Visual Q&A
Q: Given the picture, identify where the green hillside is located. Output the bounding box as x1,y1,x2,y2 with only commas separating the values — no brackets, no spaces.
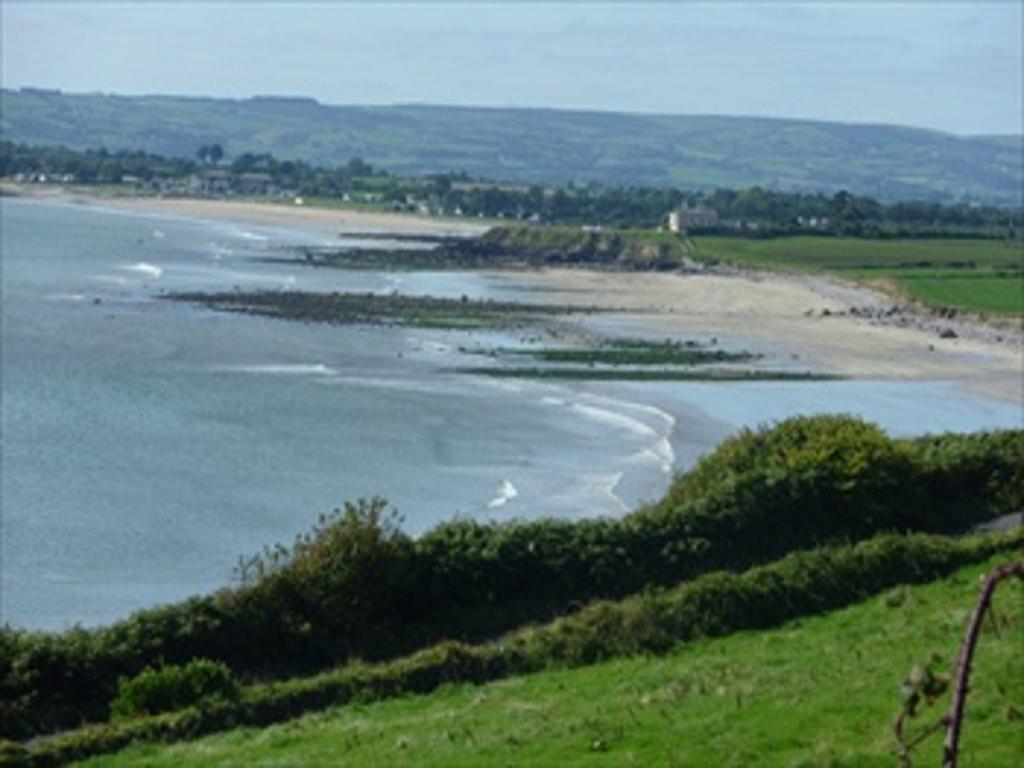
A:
1,88,1020,203
78,553,1023,767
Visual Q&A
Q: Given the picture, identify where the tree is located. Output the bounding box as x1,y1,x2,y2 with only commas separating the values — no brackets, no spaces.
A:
196,143,224,165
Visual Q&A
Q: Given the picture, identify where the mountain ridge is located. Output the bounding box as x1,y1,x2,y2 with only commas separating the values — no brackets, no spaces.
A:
2,88,1020,203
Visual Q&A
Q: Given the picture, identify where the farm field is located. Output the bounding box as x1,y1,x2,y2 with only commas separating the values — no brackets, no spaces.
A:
693,236,1023,315
80,554,1023,768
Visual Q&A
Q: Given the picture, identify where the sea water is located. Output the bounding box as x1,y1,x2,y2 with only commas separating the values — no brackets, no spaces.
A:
2,197,1020,630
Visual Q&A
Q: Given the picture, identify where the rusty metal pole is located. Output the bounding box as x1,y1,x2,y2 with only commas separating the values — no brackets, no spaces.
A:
942,560,1023,768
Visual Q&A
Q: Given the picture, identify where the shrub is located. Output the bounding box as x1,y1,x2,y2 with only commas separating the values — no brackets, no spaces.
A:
15,530,1021,767
3,418,1021,741
109,660,238,720
654,414,921,542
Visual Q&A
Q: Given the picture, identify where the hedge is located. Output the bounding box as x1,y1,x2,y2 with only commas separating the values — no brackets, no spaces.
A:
2,417,1022,741
3,529,1020,767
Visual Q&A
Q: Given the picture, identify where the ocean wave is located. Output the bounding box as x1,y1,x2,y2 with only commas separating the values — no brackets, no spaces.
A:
625,439,675,474
92,275,130,286
616,399,678,431
152,229,165,239
486,479,519,509
120,262,164,279
569,402,658,438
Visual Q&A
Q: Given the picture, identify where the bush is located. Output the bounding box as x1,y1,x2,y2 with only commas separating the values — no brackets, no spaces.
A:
3,418,1021,741
15,530,1021,767
109,660,238,720
654,414,921,543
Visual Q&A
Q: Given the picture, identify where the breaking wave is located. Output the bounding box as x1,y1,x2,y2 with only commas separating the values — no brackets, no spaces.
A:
487,479,519,509
120,262,164,279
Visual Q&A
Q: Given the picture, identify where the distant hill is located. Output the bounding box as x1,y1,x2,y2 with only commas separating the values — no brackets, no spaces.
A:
1,88,1020,203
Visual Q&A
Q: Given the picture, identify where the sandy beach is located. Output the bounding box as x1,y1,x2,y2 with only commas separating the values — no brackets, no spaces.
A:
10,187,1021,403
524,268,1022,403
3,185,488,236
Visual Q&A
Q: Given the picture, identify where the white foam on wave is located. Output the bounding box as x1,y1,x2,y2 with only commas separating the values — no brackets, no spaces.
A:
541,396,566,407
120,262,164,279
616,399,678,430
625,439,675,474
576,394,678,470
570,402,658,438
486,479,519,509
47,293,87,302
214,363,337,376
152,229,165,239
92,275,129,286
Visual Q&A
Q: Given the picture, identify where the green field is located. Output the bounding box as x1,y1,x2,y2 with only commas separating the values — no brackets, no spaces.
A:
895,275,1023,315
693,236,1023,315
4,89,1021,203
79,554,1023,768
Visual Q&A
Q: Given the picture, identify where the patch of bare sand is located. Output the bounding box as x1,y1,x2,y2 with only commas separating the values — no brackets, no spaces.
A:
8,186,486,236
521,269,1023,404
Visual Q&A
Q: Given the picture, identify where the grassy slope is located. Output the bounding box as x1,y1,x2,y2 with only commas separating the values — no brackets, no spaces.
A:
693,236,1023,315
2,90,1021,203
81,553,1023,768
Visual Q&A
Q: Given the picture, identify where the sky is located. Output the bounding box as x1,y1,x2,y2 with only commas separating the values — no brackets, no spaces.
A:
2,2,1021,135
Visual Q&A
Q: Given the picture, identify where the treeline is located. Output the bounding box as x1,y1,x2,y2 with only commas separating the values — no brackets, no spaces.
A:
429,182,1023,237
2,416,1022,742
2,140,1021,237
0,142,196,183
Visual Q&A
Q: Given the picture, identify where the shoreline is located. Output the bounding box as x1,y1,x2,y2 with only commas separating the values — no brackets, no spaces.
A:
2,183,488,236
507,268,1022,404
11,187,1022,403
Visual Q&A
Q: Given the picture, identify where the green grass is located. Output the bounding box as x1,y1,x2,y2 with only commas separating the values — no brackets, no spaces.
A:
78,553,1023,767
692,236,1020,271
693,236,1023,315
897,276,1023,315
